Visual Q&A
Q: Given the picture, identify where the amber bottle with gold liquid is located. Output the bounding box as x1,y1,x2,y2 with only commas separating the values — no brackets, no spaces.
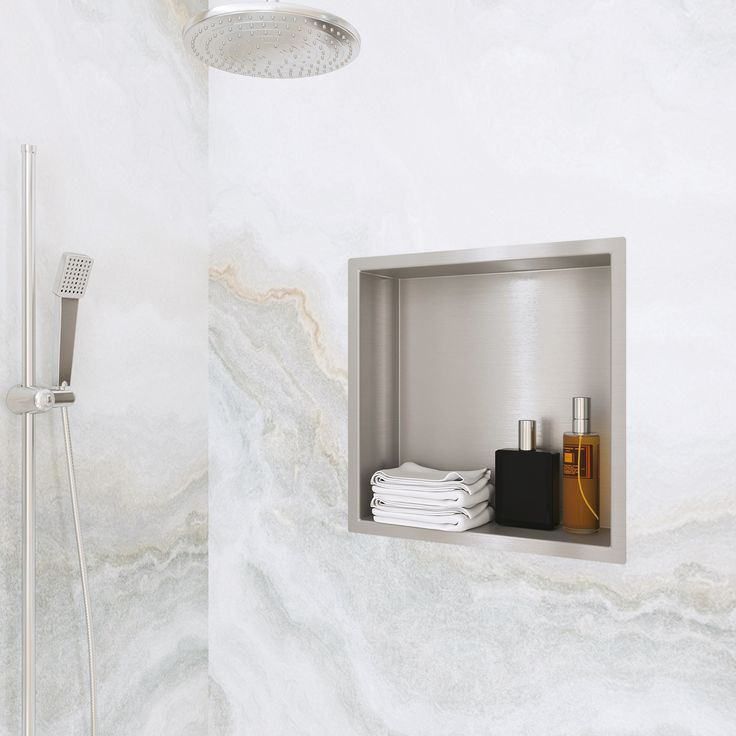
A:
562,397,600,534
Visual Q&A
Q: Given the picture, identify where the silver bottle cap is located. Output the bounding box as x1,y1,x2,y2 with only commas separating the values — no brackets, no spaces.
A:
518,419,536,451
572,396,591,434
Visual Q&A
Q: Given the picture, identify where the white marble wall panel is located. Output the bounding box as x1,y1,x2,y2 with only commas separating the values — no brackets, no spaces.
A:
0,2,208,734
209,1,736,733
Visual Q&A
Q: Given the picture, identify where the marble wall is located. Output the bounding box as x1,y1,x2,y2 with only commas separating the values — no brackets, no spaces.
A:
0,2,208,734
209,1,736,734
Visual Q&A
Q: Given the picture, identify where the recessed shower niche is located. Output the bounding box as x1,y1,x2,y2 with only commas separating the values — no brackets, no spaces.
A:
348,238,626,563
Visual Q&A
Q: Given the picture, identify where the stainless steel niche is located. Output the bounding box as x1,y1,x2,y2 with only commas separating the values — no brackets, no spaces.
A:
348,237,626,563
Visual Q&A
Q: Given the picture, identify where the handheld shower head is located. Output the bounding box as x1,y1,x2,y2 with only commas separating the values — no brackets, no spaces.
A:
54,253,93,388
54,252,93,299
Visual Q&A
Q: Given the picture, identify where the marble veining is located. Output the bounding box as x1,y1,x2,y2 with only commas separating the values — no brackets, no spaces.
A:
1,0,735,733
0,1,208,734
209,259,735,735
208,0,736,731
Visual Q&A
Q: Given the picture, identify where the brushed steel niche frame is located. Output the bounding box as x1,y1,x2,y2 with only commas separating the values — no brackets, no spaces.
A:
348,237,626,563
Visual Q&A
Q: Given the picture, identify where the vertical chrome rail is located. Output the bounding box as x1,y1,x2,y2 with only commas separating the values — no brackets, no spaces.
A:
21,143,36,736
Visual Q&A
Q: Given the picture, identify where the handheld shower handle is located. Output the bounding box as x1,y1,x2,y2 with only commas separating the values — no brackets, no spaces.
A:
52,252,93,390
56,297,79,388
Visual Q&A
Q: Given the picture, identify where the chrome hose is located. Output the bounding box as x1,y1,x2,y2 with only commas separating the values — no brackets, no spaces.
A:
60,406,97,736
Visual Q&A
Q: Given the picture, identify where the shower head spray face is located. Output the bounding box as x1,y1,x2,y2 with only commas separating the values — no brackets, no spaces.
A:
183,3,360,78
53,252,93,299
54,253,93,388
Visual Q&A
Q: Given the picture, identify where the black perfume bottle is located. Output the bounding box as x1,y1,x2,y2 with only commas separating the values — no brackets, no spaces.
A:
494,420,560,530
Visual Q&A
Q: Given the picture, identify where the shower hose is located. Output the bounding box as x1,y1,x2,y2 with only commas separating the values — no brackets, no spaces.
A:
60,405,97,736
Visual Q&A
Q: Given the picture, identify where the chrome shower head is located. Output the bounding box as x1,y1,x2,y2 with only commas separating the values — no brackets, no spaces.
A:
53,252,93,299
183,2,360,79
53,253,93,388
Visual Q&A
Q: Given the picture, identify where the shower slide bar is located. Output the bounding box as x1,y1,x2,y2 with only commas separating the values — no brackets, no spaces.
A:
5,145,88,736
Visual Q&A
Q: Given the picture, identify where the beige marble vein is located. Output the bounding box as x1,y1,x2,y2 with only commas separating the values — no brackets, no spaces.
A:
209,264,736,734
210,264,348,387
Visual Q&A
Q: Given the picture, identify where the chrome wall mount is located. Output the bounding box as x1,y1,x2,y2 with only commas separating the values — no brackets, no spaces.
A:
7,386,75,415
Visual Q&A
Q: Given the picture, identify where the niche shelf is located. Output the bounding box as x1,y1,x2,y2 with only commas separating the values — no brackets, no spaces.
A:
348,238,626,563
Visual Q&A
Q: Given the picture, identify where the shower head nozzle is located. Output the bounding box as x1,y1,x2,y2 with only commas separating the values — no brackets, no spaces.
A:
53,252,93,299
183,3,360,79
54,252,93,388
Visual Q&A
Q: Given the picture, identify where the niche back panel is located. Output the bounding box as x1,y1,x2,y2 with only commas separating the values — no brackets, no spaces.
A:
399,267,611,525
348,238,626,563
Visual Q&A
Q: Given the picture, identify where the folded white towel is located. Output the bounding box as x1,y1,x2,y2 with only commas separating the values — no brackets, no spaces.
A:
372,506,493,532
371,462,489,490
372,500,488,521
372,482,491,510
372,474,490,499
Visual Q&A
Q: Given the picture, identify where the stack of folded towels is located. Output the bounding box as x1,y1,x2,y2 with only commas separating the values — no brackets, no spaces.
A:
370,461,493,532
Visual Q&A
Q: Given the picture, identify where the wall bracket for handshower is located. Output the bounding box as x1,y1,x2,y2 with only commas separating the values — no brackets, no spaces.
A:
6,385,75,414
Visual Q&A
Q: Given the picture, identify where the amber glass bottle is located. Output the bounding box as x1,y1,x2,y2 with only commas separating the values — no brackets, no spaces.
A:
562,397,600,534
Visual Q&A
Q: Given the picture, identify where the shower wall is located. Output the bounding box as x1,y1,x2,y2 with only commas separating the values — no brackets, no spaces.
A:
209,0,736,734
0,2,208,734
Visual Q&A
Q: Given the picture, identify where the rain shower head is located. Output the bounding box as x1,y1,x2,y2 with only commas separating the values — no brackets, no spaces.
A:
54,253,93,388
183,2,360,78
